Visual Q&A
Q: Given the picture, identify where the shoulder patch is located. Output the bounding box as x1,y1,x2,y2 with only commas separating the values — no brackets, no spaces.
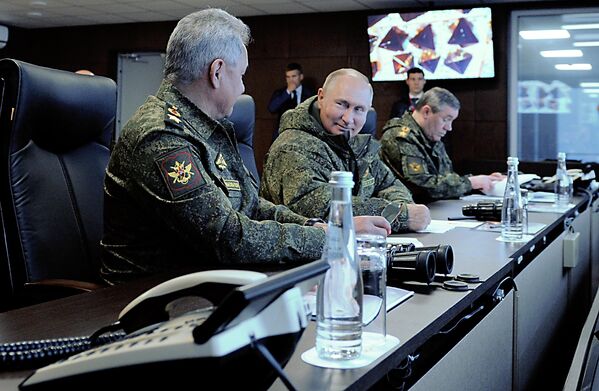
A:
398,126,411,138
406,156,425,174
164,104,183,129
155,146,206,199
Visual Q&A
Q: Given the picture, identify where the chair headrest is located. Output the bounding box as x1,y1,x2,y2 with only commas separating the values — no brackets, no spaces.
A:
0,59,116,153
360,107,377,136
227,94,255,147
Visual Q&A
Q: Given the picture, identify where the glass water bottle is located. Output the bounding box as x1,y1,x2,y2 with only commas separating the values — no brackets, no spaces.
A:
501,157,524,241
554,152,572,206
316,171,363,360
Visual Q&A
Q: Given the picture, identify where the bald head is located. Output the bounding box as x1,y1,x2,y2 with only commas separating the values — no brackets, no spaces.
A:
322,68,373,99
317,68,373,138
75,69,94,76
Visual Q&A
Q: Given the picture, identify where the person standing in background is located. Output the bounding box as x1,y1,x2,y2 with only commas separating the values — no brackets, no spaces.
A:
389,67,426,120
267,62,314,140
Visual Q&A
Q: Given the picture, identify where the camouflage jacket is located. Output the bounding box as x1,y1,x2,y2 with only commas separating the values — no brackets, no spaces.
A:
260,96,413,233
380,113,472,202
101,81,325,285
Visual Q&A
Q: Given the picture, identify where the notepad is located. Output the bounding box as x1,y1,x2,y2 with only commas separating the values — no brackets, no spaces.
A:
304,286,414,321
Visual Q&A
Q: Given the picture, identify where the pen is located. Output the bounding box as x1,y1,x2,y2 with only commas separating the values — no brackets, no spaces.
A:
447,216,477,221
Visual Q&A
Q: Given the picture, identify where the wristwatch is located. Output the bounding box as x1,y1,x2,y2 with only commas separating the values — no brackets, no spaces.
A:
304,218,326,226
381,203,409,232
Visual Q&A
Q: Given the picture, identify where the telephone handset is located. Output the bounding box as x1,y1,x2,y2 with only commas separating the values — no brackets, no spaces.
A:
19,261,328,390
117,269,267,334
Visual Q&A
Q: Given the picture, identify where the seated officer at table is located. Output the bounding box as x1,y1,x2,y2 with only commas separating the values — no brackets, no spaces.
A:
380,87,503,202
260,68,430,233
100,10,390,285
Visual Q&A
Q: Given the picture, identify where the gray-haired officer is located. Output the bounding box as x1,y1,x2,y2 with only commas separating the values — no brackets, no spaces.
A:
380,87,503,202
100,9,390,285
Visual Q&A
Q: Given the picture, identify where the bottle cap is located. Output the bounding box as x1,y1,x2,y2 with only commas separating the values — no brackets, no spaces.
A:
329,171,354,188
507,156,519,165
558,152,566,160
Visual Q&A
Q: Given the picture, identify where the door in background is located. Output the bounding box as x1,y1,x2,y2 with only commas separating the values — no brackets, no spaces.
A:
117,52,165,138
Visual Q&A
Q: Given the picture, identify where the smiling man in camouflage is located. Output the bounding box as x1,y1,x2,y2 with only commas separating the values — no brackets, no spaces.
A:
100,11,390,285
260,68,430,233
380,87,503,203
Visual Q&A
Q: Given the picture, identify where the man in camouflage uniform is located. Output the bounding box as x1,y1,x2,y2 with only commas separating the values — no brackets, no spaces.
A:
260,69,430,233
100,10,390,285
380,87,503,202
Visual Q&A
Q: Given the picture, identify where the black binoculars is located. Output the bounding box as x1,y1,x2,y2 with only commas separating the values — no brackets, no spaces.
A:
386,244,454,284
462,201,502,221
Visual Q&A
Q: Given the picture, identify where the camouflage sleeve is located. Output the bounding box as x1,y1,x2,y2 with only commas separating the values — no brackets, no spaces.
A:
261,143,411,225
371,155,414,204
131,133,325,265
255,197,311,225
400,154,472,199
381,132,471,200
260,146,335,219
370,157,413,232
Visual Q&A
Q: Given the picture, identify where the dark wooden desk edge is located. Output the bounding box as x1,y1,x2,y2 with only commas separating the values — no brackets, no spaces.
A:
0,195,592,390
322,194,593,390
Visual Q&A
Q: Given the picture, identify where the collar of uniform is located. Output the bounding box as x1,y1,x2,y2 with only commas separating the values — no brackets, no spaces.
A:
280,96,336,145
156,80,221,140
279,96,375,158
404,112,435,149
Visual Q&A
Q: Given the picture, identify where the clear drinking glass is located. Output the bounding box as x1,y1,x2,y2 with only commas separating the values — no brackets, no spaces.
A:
357,234,387,347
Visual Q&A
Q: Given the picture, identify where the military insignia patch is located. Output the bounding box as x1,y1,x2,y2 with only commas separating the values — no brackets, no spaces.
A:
155,146,206,199
406,157,424,174
215,153,227,171
167,106,181,118
164,104,183,129
223,179,241,192
399,126,410,138
362,177,375,188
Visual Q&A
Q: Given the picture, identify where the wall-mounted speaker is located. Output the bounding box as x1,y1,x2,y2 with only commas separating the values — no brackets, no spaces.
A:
0,26,8,49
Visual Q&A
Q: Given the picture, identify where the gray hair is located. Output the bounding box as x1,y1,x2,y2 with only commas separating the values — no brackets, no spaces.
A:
415,87,460,113
322,68,373,98
164,9,251,85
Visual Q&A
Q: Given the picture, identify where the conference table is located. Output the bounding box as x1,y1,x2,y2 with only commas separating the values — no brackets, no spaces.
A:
0,194,596,390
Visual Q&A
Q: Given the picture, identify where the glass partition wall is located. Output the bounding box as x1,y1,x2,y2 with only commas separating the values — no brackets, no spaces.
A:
510,9,599,163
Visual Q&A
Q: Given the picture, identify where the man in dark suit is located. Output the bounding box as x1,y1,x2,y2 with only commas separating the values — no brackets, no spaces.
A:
389,67,426,120
267,62,314,140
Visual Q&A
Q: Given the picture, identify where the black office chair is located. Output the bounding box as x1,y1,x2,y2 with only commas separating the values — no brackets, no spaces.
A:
0,59,116,309
228,94,260,185
360,107,378,137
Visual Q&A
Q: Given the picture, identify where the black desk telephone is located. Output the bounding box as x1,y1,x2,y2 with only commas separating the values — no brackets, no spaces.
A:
18,261,328,390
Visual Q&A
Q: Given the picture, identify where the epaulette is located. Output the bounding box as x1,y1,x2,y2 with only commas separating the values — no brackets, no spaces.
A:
397,126,411,138
164,103,183,129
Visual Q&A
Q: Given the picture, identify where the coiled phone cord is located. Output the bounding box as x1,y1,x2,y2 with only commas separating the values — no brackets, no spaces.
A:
0,329,126,370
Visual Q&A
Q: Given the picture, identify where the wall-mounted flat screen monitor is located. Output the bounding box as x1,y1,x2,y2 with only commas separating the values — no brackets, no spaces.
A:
368,8,495,81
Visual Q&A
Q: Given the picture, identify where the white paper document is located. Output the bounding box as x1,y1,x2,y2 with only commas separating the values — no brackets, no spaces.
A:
417,219,481,233
305,286,414,320
528,191,556,203
528,203,575,213
460,194,502,202
387,236,424,248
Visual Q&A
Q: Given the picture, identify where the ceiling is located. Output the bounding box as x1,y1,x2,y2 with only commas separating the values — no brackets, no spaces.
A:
0,0,561,29
1,0,595,86
517,10,599,85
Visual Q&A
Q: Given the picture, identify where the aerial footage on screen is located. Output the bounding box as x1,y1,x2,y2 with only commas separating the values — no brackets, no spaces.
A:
368,8,495,81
